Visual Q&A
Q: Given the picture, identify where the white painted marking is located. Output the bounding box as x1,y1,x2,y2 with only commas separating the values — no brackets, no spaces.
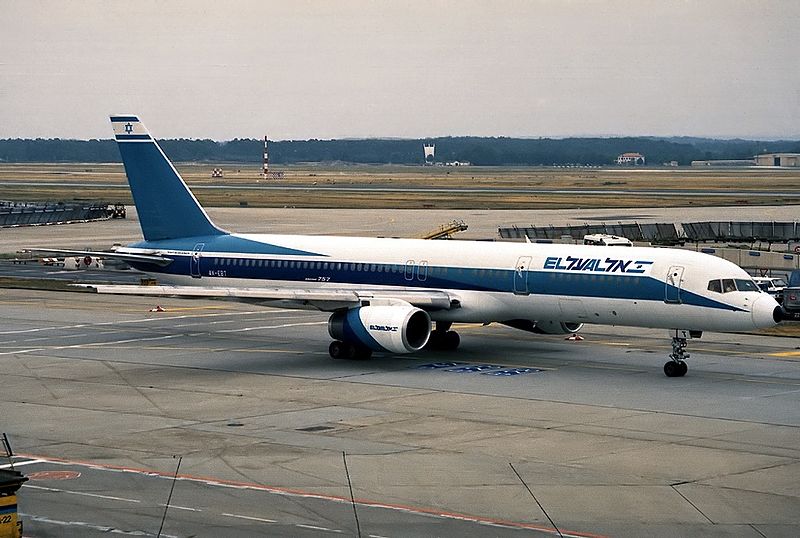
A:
164,504,202,512
221,512,277,523
23,484,141,503
219,321,327,333
0,348,45,356
296,523,342,533
0,334,182,356
0,459,43,469
0,310,282,335
369,535,393,538
18,513,176,537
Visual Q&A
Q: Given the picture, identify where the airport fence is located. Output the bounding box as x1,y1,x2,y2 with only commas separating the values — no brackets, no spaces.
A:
0,201,113,227
499,221,800,245
498,222,681,244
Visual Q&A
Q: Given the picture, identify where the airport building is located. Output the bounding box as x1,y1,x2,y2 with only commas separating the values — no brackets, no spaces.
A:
616,152,645,165
755,153,800,167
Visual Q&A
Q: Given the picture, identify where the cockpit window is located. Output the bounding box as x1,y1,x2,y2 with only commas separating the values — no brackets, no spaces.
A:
722,279,736,293
709,278,760,293
735,279,759,292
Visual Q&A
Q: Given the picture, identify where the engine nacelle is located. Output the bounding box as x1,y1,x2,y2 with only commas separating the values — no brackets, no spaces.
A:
502,319,583,335
328,304,432,353
534,320,583,334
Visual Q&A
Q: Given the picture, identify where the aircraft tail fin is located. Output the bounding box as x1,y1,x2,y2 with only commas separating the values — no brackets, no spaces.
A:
110,115,225,241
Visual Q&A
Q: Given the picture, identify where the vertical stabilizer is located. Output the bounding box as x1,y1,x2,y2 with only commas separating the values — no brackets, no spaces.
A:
110,115,225,241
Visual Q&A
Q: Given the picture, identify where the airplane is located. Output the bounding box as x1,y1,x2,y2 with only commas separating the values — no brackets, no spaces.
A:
32,116,783,377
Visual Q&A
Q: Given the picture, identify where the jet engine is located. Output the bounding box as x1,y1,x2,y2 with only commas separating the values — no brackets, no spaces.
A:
501,319,584,335
328,304,432,353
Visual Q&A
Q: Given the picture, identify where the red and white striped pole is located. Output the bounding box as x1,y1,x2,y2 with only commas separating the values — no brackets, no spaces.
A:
262,135,269,179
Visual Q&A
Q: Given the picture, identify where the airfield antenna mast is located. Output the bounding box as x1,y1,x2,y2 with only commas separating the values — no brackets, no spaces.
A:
262,135,269,179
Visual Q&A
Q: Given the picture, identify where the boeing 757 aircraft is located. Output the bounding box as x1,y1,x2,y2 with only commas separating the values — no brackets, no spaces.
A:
33,116,782,377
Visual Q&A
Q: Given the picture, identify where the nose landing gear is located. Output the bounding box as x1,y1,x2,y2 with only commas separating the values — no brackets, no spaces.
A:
664,332,690,377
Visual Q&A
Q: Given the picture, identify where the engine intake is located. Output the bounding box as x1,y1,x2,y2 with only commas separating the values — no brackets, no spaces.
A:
328,304,431,353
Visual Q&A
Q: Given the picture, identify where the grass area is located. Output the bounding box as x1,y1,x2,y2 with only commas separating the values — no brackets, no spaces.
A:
2,163,800,209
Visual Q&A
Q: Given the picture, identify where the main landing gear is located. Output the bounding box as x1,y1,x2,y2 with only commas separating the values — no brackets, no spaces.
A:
664,333,689,377
329,340,373,360
425,321,460,351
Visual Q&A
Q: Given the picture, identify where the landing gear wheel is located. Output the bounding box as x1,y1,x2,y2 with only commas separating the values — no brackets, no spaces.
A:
352,345,373,360
329,340,346,359
664,333,691,377
443,330,460,350
426,330,460,351
329,340,372,360
663,360,688,377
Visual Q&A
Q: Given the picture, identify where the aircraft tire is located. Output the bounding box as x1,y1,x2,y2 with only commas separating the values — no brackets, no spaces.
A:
443,331,460,350
329,341,346,359
664,361,687,377
353,345,373,360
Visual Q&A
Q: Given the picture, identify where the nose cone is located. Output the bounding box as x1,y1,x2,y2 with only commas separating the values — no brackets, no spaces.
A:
752,295,782,328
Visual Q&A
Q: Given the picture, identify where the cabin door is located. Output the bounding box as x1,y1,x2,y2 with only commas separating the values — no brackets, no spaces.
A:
514,256,533,295
191,243,204,279
665,265,684,303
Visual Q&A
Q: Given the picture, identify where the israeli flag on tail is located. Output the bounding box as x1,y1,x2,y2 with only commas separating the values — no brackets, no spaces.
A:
110,115,226,242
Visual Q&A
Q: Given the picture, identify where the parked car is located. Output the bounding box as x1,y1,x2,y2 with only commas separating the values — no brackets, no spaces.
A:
752,276,787,304
780,270,800,319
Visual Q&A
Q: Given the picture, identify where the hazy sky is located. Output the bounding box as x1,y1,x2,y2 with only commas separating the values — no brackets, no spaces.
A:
2,1,799,140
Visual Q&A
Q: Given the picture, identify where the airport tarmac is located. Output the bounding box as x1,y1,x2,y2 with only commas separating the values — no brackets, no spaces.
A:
2,207,800,537
1,287,800,537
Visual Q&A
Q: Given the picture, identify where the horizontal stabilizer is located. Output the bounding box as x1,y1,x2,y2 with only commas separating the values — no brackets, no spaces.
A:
24,248,173,266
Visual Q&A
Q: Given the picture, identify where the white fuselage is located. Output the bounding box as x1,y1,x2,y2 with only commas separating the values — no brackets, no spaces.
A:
121,232,780,333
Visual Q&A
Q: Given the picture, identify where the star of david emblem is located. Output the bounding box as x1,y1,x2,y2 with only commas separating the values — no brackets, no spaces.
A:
124,123,133,134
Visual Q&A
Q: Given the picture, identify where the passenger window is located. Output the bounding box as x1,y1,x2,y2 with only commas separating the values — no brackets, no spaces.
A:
722,279,736,293
708,280,722,293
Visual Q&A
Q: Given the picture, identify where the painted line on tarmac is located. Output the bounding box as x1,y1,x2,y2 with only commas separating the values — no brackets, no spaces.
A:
769,350,800,357
0,334,181,356
19,513,177,537
221,512,278,524
218,321,328,333
0,309,294,335
296,523,344,533
16,454,606,538
0,459,44,469
23,483,141,503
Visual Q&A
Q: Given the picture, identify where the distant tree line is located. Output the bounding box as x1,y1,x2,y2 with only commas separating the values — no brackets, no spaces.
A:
1,136,798,166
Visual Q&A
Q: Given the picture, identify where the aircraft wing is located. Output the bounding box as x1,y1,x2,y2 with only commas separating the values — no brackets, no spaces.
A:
83,284,457,312
24,248,173,267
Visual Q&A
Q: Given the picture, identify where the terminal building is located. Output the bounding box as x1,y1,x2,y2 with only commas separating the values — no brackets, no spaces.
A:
755,153,800,167
616,152,645,165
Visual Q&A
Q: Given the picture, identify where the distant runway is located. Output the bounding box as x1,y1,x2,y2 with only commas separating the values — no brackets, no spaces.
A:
3,180,800,197
2,286,799,537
